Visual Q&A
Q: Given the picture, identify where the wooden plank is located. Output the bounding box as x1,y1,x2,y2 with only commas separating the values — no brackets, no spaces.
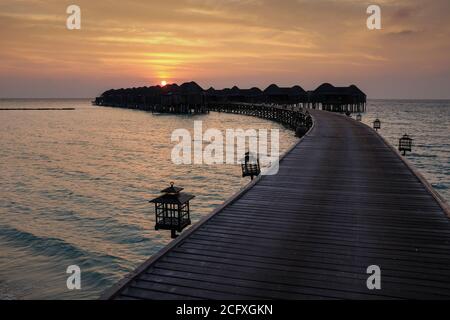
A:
157,256,450,296
102,110,450,300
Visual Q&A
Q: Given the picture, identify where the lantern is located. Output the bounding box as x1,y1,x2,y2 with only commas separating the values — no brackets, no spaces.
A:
398,134,413,156
241,152,261,180
356,113,362,121
373,118,381,131
149,182,194,238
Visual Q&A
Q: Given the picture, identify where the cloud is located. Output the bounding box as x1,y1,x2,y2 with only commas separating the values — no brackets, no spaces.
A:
0,0,449,98
384,29,418,37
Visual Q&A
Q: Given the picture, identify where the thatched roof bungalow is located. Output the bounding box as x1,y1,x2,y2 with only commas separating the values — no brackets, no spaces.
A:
158,81,206,106
95,81,365,113
312,83,366,105
264,84,307,104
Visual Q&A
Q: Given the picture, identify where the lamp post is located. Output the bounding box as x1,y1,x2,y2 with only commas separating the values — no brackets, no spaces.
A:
241,152,261,180
398,134,413,156
150,182,194,238
373,118,381,131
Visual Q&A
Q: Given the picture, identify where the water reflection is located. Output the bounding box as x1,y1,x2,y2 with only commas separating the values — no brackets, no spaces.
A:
0,99,298,299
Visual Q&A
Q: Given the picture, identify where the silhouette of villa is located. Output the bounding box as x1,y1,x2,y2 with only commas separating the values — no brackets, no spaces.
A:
94,81,366,113
308,83,367,112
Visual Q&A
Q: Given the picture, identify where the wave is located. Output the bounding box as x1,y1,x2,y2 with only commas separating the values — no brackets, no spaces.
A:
432,183,449,190
0,225,130,274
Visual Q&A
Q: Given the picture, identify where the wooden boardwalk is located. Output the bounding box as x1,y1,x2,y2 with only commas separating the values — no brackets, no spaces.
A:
101,110,450,300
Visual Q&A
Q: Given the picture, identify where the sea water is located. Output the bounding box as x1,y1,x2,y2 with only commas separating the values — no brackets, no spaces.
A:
0,99,448,299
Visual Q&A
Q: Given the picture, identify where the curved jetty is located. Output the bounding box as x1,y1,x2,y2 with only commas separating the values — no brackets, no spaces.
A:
101,110,450,300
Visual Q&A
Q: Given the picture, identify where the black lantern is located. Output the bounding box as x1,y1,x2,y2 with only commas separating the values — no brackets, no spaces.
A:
149,182,194,238
241,152,261,180
373,118,381,131
398,134,413,155
356,113,362,121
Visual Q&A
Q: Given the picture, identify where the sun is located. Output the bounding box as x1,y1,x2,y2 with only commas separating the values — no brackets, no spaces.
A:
161,80,167,86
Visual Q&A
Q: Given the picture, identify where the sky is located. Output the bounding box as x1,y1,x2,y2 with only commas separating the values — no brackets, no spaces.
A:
0,0,449,99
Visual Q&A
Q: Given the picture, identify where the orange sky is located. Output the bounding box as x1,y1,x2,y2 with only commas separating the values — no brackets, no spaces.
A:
0,0,449,98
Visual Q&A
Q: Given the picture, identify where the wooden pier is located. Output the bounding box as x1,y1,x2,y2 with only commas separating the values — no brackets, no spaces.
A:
101,109,450,300
94,81,366,114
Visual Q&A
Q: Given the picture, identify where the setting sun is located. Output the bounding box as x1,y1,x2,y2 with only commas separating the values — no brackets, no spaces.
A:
161,81,167,86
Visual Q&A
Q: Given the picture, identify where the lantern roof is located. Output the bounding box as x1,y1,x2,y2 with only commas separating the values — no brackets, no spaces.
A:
401,133,413,140
241,151,259,163
149,193,195,205
161,182,183,194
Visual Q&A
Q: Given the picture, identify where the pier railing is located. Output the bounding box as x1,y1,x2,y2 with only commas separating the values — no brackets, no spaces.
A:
97,100,313,135
207,102,312,133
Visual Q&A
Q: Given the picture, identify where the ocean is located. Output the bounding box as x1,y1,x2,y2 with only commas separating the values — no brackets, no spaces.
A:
0,99,448,299
0,99,297,299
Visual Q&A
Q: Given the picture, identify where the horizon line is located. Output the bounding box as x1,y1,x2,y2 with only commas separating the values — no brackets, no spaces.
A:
2,97,450,101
